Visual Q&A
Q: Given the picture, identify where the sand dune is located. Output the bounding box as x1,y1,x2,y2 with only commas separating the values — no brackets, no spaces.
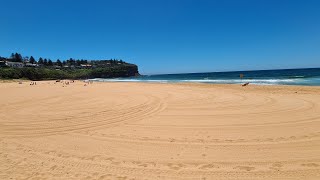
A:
1,81,320,179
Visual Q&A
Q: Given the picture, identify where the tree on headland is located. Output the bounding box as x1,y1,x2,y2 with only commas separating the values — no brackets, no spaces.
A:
48,59,53,66
38,57,44,65
80,59,87,64
76,60,81,66
56,59,62,67
43,59,48,66
11,53,23,62
67,58,75,66
29,56,36,64
15,53,22,62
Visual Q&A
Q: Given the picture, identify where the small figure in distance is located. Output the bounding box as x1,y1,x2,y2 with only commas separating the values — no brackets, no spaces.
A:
242,82,249,86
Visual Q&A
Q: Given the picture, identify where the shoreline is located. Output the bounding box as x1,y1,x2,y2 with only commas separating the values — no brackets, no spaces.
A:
2,78,320,89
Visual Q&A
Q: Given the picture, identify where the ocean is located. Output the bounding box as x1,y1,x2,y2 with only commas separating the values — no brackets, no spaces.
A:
92,68,320,86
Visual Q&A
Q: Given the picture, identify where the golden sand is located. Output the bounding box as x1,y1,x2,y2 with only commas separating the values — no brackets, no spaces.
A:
1,81,320,179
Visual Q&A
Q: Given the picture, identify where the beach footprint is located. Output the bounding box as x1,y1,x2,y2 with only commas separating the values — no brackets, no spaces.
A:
301,163,319,167
233,166,255,171
198,164,219,170
167,163,185,170
269,162,283,171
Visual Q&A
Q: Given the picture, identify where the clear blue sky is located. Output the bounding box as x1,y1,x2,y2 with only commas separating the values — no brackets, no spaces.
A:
1,0,320,74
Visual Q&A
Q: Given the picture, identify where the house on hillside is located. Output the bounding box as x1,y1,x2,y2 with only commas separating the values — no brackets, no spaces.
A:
6,61,24,68
0,61,6,67
54,65,61,69
80,64,92,69
25,63,38,67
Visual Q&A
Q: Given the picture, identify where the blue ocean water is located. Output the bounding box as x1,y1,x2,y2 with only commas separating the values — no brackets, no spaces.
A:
92,68,320,86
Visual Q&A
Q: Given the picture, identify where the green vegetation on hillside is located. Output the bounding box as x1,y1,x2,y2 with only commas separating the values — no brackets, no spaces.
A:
0,53,139,80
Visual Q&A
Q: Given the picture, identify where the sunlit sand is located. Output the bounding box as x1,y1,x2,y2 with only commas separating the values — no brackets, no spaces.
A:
1,81,320,179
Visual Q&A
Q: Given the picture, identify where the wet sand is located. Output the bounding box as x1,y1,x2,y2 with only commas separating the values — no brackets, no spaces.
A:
1,81,320,179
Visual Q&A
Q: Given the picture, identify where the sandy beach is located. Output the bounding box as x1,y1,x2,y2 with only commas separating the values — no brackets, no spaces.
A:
1,81,320,179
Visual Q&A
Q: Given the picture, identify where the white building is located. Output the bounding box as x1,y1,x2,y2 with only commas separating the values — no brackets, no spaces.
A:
6,62,24,68
25,63,38,67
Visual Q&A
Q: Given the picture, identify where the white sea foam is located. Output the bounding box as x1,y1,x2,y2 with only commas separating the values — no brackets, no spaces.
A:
91,78,306,85
181,79,299,84
91,78,170,83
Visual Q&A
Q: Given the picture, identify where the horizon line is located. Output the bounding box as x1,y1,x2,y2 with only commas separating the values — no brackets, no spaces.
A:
144,67,320,76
